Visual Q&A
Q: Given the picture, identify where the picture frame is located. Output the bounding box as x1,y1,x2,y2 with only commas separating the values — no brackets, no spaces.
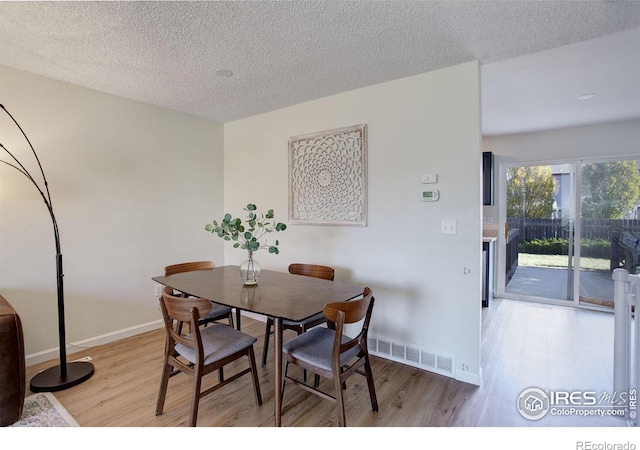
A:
288,124,367,226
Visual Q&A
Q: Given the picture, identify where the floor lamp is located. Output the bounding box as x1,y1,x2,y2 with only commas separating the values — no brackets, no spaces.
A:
0,104,94,392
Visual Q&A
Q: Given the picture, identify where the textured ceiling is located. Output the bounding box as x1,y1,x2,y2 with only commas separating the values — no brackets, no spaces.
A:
0,1,639,135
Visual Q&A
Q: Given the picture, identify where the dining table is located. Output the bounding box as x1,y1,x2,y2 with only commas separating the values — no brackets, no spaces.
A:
152,264,365,426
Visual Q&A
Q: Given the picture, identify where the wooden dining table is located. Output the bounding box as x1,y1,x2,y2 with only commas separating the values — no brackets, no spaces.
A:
152,265,365,426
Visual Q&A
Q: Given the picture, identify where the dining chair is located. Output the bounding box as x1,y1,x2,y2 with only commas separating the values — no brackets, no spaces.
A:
281,287,378,427
164,261,235,328
261,263,335,367
155,286,262,427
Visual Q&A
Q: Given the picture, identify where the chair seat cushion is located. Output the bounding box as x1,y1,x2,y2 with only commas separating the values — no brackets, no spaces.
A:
176,324,257,365
204,302,232,321
282,327,361,371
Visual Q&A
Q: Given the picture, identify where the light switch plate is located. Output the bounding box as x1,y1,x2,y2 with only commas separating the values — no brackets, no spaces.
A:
421,173,438,184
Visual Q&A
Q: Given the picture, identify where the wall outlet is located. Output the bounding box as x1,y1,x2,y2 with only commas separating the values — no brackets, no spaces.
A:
441,219,457,235
154,284,163,296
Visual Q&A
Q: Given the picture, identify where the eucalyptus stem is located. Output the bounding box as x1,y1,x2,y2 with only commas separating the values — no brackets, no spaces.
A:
205,203,287,255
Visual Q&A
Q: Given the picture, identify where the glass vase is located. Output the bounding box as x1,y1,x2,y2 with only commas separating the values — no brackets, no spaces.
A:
240,250,261,285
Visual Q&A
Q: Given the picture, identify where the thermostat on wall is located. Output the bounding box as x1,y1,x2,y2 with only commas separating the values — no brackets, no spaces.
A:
422,190,440,202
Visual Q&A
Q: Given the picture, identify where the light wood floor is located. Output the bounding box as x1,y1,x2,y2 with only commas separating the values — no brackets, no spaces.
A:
24,297,627,427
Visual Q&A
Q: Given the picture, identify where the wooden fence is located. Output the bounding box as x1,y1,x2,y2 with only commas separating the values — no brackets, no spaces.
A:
507,218,640,241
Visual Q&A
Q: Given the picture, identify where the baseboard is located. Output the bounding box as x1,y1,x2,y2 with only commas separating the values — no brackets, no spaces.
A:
25,319,164,367
25,312,267,367
368,333,482,386
25,313,483,388
455,368,482,386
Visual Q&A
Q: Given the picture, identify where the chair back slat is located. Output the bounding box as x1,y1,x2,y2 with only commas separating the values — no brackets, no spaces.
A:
324,297,369,324
161,286,212,323
325,288,374,357
164,261,214,276
289,263,334,281
323,287,372,324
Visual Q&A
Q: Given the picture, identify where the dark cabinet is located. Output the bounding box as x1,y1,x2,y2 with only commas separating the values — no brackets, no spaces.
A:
482,239,495,307
482,151,494,205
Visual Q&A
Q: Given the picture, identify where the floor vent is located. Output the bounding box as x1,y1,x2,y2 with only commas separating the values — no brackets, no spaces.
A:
405,346,420,363
375,338,391,356
421,350,436,369
391,342,405,359
368,334,455,377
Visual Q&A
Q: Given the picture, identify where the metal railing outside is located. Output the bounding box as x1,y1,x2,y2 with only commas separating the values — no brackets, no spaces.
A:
612,268,640,426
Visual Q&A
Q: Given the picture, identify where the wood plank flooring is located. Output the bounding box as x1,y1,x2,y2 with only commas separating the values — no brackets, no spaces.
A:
23,297,628,428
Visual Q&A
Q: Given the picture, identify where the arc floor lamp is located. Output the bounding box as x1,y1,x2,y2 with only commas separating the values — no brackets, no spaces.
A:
0,103,94,392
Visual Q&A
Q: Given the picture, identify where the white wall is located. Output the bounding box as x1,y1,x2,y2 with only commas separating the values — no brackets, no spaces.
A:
484,118,640,162
0,65,225,361
224,61,483,384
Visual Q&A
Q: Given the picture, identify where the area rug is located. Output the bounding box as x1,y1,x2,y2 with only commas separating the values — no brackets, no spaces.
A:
10,392,79,427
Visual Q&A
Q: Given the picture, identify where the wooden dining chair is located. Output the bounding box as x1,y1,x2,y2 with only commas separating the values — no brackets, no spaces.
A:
281,287,378,427
155,286,262,427
261,263,335,367
164,261,234,328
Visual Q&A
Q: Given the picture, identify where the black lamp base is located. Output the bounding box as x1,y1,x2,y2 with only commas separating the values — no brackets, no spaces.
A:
30,361,95,393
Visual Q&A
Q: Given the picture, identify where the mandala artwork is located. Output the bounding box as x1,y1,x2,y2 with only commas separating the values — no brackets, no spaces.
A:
289,124,367,225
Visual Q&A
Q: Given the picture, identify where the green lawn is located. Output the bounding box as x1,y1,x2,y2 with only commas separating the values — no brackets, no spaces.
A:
519,253,609,271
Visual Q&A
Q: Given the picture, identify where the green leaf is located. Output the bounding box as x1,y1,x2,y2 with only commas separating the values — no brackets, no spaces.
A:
206,204,286,256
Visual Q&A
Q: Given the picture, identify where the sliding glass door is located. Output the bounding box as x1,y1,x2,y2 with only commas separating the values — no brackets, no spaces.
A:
502,157,640,309
577,159,640,309
504,163,575,303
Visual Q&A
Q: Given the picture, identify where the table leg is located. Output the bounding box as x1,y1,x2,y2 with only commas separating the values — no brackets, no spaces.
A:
235,308,242,330
274,316,283,427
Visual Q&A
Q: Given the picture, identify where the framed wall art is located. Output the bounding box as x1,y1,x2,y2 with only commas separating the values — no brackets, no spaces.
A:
288,124,367,226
